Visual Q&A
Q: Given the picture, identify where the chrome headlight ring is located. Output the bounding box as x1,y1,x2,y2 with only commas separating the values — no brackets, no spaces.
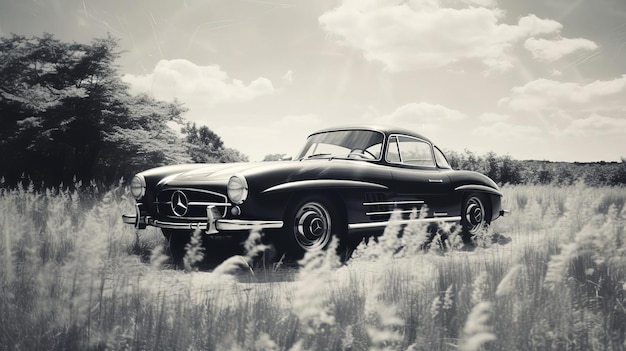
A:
130,175,146,200
227,174,248,205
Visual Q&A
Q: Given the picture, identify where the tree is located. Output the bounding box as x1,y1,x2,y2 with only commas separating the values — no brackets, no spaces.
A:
263,153,287,161
99,94,190,182
181,122,248,163
0,34,189,187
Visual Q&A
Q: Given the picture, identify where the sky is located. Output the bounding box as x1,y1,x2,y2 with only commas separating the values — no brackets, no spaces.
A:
1,0,625,162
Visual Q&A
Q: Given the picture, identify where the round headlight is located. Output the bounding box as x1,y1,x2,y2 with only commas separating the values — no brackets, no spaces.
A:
227,174,248,205
130,175,146,200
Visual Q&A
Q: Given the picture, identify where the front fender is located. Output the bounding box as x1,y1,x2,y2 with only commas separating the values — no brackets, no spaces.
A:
261,179,388,194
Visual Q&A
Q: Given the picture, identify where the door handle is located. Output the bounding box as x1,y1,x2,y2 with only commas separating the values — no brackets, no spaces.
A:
428,179,444,183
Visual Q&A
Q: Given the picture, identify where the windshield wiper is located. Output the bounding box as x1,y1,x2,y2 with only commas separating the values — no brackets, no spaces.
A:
301,153,332,160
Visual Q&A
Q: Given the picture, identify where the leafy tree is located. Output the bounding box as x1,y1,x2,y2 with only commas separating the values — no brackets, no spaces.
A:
0,34,189,187
99,94,190,182
181,122,248,163
263,153,287,161
219,148,249,163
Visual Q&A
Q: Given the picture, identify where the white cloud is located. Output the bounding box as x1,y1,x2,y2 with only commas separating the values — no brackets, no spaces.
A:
122,59,275,106
376,102,466,133
561,113,626,137
524,37,598,62
318,1,569,72
516,13,562,36
500,75,626,111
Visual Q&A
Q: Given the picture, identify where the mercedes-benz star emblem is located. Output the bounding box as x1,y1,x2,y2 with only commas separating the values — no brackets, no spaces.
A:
310,218,324,236
171,190,189,217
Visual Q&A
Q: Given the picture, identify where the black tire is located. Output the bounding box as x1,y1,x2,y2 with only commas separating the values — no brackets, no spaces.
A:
162,229,191,265
279,195,347,261
461,193,492,242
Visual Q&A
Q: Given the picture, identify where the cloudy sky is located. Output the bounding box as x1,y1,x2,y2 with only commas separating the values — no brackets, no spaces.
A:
2,0,625,162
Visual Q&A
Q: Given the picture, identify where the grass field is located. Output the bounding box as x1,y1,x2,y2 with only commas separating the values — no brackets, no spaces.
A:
1,183,625,350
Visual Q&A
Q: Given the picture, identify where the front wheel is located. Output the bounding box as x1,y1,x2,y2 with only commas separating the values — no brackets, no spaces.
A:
279,195,347,260
461,193,491,241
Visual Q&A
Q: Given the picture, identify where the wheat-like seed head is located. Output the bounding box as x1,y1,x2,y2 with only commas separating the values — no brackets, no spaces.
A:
459,302,496,351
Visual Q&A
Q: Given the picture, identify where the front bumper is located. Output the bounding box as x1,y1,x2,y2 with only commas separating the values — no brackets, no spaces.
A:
122,205,283,234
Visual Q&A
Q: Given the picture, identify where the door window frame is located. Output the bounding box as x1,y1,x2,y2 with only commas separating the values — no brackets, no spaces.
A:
385,134,437,169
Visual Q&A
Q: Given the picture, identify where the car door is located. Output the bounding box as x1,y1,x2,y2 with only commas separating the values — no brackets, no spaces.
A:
385,135,453,218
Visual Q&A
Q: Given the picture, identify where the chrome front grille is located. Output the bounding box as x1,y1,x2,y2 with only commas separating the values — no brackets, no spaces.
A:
156,188,229,219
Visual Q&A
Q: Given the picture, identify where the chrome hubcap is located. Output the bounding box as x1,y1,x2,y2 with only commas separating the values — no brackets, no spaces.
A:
294,202,332,251
465,197,485,233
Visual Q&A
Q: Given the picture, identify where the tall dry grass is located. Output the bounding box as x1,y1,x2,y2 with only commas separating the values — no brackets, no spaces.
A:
0,183,624,350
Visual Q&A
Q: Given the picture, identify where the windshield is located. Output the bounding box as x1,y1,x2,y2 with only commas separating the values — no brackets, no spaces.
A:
296,130,384,161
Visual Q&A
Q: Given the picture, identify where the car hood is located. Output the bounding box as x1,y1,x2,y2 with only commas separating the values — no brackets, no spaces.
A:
157,159,390,187
156,162,276,185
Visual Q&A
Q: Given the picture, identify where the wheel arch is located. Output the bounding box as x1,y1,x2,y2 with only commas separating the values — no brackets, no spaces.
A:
457,188,502,223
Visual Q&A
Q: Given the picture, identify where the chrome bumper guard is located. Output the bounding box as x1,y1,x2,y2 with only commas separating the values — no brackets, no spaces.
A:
122,205,283,234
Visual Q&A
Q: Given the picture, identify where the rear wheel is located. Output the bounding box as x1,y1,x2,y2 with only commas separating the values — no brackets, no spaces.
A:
461,193,491,242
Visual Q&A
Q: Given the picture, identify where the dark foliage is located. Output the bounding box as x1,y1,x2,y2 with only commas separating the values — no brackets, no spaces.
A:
181,122,248,163
0,34,247,189
446,150,626,187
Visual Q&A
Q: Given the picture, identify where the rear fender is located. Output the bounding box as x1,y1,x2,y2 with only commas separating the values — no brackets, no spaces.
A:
455,185,503,221
454,184,502,197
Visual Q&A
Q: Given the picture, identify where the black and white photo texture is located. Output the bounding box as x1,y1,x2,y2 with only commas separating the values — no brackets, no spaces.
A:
1,1,625,350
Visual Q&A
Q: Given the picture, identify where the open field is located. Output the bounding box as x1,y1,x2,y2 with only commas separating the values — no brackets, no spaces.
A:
1,184,625,350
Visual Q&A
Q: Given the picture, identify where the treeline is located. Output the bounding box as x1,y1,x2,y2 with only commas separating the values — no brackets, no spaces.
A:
0,34,246,189
446,150,626,187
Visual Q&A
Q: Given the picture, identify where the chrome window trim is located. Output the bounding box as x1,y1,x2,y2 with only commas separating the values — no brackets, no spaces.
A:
384,134,437,168
433,145,452,169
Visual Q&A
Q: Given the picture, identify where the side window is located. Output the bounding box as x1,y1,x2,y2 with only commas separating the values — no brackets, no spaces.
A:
387,135,435,167
386,136,401,162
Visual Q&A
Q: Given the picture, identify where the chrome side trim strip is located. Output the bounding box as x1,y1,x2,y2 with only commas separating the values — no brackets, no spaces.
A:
363,200,424,206
366,209,422,216
348,216,461,230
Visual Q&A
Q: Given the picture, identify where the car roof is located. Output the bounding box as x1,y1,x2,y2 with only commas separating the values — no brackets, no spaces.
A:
308,124,433,144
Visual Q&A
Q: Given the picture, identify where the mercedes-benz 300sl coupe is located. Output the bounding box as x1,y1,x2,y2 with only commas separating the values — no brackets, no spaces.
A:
123,125,507,260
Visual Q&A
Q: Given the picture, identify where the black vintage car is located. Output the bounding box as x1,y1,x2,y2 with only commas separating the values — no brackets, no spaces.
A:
123,125,506,259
